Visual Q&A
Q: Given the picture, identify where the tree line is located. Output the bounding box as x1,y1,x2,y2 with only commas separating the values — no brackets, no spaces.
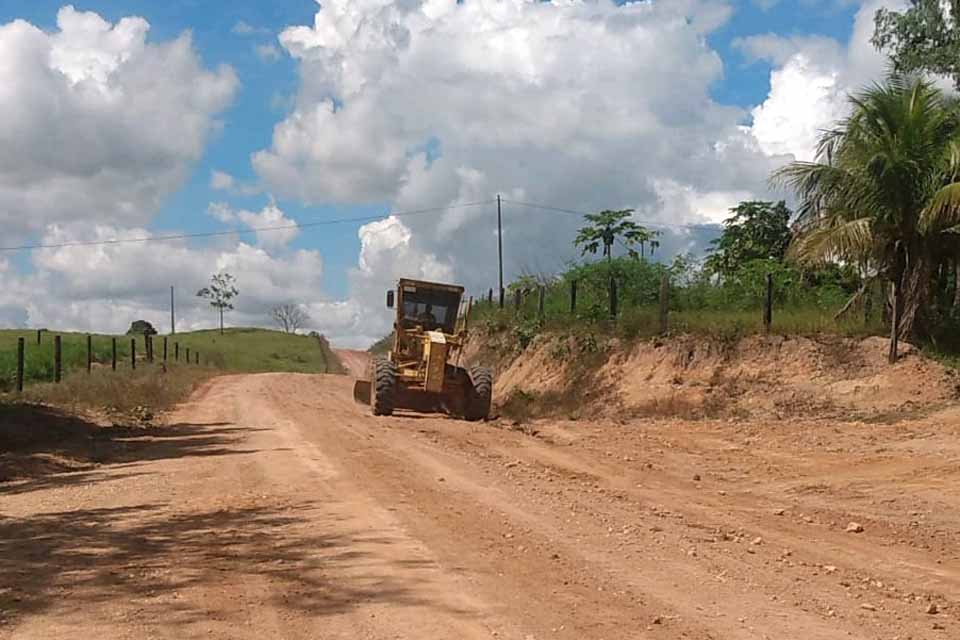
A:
561,6,960,353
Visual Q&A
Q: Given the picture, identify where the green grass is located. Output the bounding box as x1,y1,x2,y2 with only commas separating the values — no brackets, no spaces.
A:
0,327,343,392
468,300,887,347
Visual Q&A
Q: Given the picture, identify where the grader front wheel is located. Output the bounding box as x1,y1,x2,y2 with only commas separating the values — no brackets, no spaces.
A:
371,357,398,416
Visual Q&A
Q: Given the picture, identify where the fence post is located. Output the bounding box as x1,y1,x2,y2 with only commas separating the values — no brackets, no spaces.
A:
499,287,505,309
112,338,117,371
659,274,670,336
538,286,546,325
87,335,92,374
488,288,493,305
16,337,24,393
36,329,42,345
889,281,901,364
54,335,62,383
763,273,773,334
195,351,200,365
163,337,168,362
570,280,577,315
131,339,137,370
609,277,618,318
175,342,180,362
186,347,191,365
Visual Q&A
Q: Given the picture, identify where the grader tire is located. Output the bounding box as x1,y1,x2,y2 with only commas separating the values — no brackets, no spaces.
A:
371,357,398,416
464,365,493,421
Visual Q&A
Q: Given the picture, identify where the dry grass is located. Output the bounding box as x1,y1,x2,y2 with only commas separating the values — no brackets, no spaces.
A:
7,363,214,417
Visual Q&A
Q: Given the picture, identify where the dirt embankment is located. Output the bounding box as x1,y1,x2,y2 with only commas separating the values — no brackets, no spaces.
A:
467,332,960,421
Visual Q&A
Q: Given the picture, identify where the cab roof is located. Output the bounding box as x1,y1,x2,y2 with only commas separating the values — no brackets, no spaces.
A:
397,277,465,295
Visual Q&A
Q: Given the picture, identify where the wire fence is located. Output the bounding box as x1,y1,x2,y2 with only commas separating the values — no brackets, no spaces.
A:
466,268,886,345
0,331,211,393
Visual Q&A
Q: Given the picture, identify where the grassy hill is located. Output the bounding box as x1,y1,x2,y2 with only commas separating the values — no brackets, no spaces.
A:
0,327,343,392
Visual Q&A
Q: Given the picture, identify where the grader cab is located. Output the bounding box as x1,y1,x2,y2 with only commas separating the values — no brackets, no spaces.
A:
353,278,492,420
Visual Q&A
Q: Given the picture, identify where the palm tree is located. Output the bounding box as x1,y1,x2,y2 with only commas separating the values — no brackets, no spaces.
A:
774,76,960,347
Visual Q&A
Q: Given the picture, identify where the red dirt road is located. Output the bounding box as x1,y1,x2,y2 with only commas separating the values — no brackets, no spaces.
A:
2,373,958,638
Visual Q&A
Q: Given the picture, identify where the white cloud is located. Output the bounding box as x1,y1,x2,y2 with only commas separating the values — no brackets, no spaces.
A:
232,20,269,36
207,201,300,250
747,0,908,161
249,0,786,343
255,43,282,62
210,170,236,191
0,7,238,239
0,225,368,342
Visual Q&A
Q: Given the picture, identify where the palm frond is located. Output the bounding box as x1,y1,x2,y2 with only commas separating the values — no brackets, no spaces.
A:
788,217,875,266
921,182,960,234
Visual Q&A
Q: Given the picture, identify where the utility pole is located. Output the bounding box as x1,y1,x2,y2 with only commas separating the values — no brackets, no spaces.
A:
497,194,504,308
170,286,176,335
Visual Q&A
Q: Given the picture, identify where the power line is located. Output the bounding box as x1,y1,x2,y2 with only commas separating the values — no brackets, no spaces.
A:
0,196,723,254
0,200,496,253
499,199,723,233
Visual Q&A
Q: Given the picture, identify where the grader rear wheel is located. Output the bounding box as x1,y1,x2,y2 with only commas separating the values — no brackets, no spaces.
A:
463,365,493,421
371,357,398,416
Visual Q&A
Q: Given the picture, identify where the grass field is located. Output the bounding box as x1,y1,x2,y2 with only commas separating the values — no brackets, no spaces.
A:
0,327,343,393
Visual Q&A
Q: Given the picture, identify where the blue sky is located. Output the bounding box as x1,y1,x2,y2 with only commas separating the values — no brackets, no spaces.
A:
0,0,891,343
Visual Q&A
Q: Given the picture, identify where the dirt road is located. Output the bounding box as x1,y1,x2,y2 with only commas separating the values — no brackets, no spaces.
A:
2,373,958,639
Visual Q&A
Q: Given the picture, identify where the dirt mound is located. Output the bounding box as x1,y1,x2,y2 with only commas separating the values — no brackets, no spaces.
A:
478,333,959,421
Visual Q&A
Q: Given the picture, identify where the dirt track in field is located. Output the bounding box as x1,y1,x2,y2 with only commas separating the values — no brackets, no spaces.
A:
2,372,959,639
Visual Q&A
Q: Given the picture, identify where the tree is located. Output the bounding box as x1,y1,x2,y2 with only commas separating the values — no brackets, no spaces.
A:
197,272,239,335
127,320,158,336
704,201,793,278
574,209,660,262
773,76,960,342
873,1,960,89
272,304,310,334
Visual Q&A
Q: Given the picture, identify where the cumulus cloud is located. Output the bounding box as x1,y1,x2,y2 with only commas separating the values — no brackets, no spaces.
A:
207,201,300,250
746,0,907,161
0,6,238,239
210,170,236,191
0,225,355,341
250,0,790,342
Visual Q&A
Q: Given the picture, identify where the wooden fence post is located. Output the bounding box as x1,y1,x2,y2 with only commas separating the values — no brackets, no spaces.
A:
163,337,168,362
499,287,505,309
609,277,618,318
488,288,494,305
36,329,42,345
175,342,180,362
54,335,62,383
16,337,24,393
570,280,577,315
538,286,546,325
131,339,136,370
87,335,92,374
186,347,190,365
112,338,117,371
763,273,773,334
889,281,901,364
659,274,670,336
195,351,200,365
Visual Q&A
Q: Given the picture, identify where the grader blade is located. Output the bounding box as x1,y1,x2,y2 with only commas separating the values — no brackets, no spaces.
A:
353,379,372,405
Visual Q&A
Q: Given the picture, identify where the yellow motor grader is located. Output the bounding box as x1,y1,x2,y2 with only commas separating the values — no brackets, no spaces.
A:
353,278,493,420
